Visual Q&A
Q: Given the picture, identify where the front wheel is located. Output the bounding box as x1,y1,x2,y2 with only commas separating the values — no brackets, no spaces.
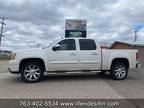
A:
21,62,44,83
110,62,128,80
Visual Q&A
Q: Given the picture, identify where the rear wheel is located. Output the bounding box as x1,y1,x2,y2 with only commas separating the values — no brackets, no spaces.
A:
110,62,128,80
21,62,44,83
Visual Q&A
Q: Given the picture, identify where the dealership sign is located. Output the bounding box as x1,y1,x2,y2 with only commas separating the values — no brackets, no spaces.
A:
65,19,87,38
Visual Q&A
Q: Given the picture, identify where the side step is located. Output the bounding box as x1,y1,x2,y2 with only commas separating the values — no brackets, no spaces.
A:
45,71,101,76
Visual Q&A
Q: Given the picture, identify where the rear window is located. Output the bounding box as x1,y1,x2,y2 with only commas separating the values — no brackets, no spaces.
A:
79,39,96,50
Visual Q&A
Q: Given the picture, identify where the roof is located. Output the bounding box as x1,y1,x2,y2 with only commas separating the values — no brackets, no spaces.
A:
110,41,144,48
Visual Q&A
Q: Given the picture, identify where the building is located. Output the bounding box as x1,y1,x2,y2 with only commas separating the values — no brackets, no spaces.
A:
110,41,144,66
100,45,109,49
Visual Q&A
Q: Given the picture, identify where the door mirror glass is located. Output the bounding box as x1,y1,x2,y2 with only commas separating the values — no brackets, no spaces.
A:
52,44,60,51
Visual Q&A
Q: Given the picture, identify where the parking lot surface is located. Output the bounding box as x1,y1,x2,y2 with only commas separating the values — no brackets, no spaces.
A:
0,60,144,99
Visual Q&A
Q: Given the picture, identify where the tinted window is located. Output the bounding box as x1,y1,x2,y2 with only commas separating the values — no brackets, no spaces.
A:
57,39,76,50
79,39,96,50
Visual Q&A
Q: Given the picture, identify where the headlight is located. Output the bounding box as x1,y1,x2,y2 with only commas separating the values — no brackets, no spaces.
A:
10,53,16,60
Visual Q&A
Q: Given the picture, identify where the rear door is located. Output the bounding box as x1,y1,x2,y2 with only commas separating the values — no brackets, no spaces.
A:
78,39,101,70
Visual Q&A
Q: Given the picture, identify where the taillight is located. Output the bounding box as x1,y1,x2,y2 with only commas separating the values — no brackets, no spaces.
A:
136,52,140,61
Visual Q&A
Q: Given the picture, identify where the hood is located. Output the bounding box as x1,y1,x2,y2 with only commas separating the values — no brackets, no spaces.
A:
13,48,43,53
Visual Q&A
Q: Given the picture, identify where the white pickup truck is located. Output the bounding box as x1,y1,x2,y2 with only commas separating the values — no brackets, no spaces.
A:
9,38,140,82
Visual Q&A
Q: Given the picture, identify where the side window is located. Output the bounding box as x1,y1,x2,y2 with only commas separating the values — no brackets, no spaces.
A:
57,39,76,50
79,39,96,50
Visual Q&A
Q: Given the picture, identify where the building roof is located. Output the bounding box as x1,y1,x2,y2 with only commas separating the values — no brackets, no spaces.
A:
110,41,144,48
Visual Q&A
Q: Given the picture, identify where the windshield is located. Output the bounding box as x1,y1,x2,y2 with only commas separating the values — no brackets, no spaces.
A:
42,39,60,49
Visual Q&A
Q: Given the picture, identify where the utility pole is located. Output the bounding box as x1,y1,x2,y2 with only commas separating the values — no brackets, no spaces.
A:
134,30,138,42
37,43,40,48
0,16,8,47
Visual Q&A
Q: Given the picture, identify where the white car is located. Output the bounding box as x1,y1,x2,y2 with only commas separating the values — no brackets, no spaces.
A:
9,38,140,82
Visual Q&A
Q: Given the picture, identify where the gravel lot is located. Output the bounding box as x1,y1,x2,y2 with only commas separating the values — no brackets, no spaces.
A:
0,60,144,99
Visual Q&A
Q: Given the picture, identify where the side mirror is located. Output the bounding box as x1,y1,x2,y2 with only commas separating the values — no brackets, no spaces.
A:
52,44,60,51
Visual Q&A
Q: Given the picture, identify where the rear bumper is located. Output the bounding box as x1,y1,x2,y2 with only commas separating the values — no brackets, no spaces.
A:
136,62,141,68
8,60,19,74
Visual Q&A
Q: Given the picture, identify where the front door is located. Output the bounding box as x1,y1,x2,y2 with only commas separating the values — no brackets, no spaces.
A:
47,39,79,71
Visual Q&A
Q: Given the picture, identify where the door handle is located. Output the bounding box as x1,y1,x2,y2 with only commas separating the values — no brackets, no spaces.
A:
92,52,98,55
70,53,76,56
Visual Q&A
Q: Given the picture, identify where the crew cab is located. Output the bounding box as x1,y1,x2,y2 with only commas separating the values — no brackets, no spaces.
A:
8,38,140,82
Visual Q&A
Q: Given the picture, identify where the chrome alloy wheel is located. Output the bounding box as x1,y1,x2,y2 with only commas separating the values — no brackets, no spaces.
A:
114,65,126,79
24,65,41,81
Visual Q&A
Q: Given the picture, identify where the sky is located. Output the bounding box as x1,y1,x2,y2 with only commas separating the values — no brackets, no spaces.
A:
0,0,144,50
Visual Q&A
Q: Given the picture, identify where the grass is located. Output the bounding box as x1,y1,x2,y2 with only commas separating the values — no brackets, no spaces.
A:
0,55,9,60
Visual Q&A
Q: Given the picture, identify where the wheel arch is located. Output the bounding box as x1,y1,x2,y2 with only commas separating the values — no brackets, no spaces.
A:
19,58,46,73
111,58,129,70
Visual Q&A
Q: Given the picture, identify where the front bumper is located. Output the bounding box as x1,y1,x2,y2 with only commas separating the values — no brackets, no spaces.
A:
8,60,19,74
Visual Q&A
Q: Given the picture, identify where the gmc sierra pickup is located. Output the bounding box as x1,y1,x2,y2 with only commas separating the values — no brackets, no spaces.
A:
9,38,140,82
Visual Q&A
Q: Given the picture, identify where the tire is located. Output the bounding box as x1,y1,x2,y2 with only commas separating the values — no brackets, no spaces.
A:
21,62,44,83
110,62,128,80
